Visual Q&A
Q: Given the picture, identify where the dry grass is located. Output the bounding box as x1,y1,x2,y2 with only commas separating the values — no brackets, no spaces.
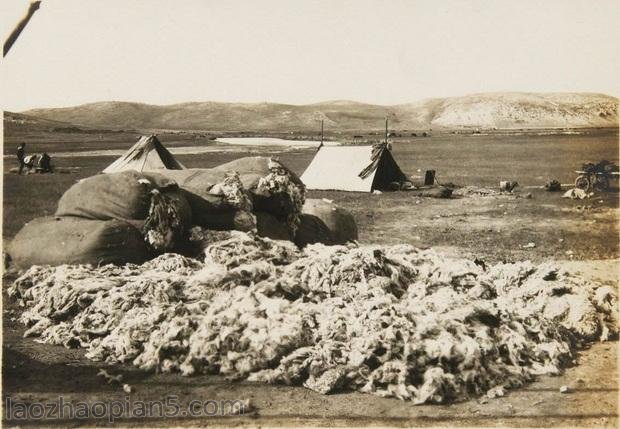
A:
3,129,618,262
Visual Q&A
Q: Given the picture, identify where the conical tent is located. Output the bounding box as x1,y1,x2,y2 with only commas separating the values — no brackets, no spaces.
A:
300,144,408,192
103,135,185,173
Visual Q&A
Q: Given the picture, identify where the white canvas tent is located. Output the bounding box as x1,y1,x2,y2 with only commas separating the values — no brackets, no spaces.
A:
300,145,408,192
103,135,185,173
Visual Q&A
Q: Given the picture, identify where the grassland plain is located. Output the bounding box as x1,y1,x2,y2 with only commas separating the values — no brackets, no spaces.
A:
3,128,618,261
2,128,619,427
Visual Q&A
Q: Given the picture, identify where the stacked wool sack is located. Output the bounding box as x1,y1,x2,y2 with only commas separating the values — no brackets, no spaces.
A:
154,169,257,232
8,217,151,269
8,171,192,269
56,170,192,252
8,232,618,404
151,157,306,236
295,199,358,247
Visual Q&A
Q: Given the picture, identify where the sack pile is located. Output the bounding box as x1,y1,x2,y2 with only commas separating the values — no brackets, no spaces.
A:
150,157,360,247
9,232,618,404
9,171,192,269
151,157,306,235
8,157,359,269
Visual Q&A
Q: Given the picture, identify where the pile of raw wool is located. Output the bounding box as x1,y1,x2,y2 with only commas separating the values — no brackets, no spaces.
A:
8,232,618,404
254,159,306,233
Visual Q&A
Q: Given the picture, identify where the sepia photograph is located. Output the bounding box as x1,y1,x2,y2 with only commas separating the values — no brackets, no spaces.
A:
1,0,619,427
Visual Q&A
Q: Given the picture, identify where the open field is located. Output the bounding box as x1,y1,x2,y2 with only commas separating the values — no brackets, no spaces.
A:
2,128,619,426
3,129,618,261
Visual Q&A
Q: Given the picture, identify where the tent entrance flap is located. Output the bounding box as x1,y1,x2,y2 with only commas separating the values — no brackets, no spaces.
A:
370,148,408,191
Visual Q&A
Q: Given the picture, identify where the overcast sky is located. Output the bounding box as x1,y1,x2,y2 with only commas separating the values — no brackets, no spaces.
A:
1,0,619,111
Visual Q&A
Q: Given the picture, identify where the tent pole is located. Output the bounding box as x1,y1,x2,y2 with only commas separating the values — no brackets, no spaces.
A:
140,149,150,172
385,118,388,144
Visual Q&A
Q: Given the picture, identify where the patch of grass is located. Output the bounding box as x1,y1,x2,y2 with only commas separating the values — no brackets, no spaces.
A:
2,157,104,240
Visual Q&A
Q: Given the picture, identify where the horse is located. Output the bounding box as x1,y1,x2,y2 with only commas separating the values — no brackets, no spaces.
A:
22,153,53,173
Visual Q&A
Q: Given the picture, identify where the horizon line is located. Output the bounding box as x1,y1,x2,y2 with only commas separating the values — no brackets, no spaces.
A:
11,90,619,113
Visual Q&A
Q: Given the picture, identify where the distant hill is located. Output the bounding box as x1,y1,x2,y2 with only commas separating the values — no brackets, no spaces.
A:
3,111,83,133
20,92,618,132
3,111,128,134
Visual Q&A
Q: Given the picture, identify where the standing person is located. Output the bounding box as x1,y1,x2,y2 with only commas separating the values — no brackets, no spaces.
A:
17,143,26,174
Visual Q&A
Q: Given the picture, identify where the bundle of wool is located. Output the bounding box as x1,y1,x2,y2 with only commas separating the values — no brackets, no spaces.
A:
8,233,618,404
209,171,254,213
208,171,257,232
142,189,192,251
254,159,306,234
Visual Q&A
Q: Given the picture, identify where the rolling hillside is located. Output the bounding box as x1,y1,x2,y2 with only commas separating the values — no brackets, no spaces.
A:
3,111,83,133
20,92,618,132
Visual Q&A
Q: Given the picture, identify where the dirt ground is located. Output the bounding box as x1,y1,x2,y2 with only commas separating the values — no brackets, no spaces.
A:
2,129,619,427
310,187,619,263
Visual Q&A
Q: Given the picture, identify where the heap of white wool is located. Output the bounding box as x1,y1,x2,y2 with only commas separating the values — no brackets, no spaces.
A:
8,232,618,404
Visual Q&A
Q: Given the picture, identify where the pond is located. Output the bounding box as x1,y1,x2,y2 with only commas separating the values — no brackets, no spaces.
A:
215,137,338,147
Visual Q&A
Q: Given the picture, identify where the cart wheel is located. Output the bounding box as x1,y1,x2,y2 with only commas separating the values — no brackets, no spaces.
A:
575,175,590,191
594,175,610,191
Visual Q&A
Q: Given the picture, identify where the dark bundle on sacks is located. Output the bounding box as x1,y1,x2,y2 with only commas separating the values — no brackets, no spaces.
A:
152,169,256,232
212,157,305,222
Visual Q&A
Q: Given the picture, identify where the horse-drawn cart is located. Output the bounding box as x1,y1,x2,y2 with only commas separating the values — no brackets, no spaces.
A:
574,160,619,191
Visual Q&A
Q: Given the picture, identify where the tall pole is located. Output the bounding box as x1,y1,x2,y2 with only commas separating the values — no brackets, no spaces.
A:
385,118,388,144
4,1,41,57
321,120,324,145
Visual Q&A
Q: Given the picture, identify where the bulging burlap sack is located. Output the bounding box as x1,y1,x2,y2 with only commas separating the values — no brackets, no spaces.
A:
57,171,176,220
152,169,228,200
56,171,191,252
294,214,334,247
255,211,293,241
297,199,358,245
150,169,255,231
8,217,150,269
182,192,250,230
213,156,303,188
